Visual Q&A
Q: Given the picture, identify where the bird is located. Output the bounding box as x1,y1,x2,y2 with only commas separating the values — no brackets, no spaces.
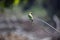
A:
28,12,33,22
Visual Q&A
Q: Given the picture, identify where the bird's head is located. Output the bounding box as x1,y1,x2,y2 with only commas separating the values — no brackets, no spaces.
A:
29,12,32,14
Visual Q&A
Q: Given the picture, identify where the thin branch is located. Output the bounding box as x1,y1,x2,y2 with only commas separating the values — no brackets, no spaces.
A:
38,17,60,33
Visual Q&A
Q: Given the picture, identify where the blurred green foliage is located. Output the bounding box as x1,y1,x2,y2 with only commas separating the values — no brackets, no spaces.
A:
0,0,48,20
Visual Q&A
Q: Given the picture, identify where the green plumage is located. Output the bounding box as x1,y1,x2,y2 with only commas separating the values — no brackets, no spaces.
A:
28,12,33,22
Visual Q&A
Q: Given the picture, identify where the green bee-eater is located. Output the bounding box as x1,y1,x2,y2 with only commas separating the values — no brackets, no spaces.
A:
28,12,33,22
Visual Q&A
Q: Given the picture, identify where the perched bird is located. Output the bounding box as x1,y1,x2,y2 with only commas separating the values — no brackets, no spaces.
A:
28,12,33,22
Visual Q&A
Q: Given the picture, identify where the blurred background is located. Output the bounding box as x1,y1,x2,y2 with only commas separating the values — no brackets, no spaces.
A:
0,0,60,40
